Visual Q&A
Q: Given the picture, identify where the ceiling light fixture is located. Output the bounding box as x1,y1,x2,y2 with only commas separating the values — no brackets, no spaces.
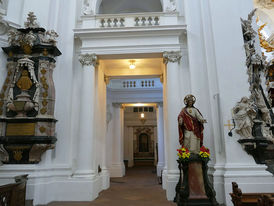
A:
129,60,136,69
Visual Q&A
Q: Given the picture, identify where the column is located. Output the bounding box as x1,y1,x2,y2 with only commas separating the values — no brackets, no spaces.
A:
128,126,134,167
154,126,158,167
110,103,125,177
74,53,97,178
100,73,110,189
163,51,182,200
156,103,165,177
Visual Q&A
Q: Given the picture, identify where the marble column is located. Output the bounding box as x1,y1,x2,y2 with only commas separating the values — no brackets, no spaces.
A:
163,51,182,200
156,103,165,177
128,126,134,167
74,53,97,178
110,103,125,177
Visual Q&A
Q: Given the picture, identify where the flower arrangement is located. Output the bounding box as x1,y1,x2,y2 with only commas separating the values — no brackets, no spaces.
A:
199,146,210,160
177,146,190,161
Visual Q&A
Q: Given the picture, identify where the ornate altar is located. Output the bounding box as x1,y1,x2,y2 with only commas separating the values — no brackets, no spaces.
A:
0,12,61,164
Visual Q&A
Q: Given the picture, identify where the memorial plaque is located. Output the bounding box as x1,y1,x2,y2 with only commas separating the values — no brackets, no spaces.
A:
6,123,35,136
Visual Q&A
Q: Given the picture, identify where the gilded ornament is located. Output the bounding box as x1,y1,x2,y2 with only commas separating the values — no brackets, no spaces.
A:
13,150,23,161
0,101,3,107
5,78,9,84
3,85,7,91
43,83,49,90
258,24,274,52
40,76,47,83
16,70,33,91
43,48,48,56
39,126,46,133
22,43,32,54
0,93,4,99
41,68,47,75
8,51,13,57
40,108,47,114
42,92,48,98
7,71,12,76
42,99,48,106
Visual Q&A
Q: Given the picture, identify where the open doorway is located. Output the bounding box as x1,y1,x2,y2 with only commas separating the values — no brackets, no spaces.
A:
101,55,165,179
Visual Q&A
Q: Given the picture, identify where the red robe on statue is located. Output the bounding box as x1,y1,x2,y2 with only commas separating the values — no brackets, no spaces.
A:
178,107,204,147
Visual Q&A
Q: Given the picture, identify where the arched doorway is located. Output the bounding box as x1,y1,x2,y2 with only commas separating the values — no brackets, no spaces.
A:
98,0,163,14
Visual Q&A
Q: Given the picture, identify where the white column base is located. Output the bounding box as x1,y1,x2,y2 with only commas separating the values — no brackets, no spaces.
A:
100,168,110,190
165,170,179,201
162,168,168,190
157,162,165,177
109,163,125,177
0,164,109,205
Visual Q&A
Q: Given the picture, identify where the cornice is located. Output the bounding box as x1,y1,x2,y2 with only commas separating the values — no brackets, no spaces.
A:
74,25,187,39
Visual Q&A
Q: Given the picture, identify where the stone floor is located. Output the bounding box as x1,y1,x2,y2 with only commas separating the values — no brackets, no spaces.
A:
47,166,176,206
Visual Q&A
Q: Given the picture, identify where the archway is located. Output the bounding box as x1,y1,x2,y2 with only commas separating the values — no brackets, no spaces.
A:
97,0,163,14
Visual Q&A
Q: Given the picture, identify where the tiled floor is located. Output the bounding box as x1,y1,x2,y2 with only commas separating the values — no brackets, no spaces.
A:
48,166,176,206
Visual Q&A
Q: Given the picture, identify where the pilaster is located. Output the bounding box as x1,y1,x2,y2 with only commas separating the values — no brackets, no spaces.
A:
156,102,165,177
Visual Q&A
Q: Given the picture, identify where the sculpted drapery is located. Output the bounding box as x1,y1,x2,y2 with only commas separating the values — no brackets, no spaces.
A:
178,95,206,154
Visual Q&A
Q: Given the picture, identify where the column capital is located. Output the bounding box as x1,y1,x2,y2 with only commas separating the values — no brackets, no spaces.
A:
163,51,182,64
104,75,110,85
79,53,98,67
112,103,125,109
156,102,163,108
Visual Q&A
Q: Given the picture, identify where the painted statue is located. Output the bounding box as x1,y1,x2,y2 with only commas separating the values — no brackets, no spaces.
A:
178,94,207,154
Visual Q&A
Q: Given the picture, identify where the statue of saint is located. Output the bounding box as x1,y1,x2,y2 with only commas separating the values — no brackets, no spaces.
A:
178,95,207,154
232,97,256,139
16,70,33,91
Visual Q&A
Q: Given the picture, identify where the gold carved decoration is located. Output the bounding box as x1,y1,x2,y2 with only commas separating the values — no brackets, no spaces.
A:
7,71,12,76
6,123,35,136
42,100,48,106
40,76,46,83
39,126,46,133
0,93,4,99
42,92,48,98
43,48,48,56
3,85,7,91
40,108,47,114
13,150,23,161
43,83,48,90
258,24,274,52
22,43,32,55
41,68,47,75
0,101,3,107
16,70,33,91
8,51,13,57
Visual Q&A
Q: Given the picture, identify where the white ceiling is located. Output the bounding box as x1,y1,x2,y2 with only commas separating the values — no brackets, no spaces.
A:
102,58,162,70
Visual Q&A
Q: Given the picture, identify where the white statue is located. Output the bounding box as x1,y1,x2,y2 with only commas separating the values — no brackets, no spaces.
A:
253,89,271,124
165,0,177,12
232,97,256,139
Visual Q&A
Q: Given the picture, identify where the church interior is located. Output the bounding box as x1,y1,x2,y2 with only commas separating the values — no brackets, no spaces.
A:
0,0,273,205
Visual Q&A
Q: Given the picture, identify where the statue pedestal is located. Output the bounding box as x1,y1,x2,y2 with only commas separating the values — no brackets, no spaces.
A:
174,155,218,206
